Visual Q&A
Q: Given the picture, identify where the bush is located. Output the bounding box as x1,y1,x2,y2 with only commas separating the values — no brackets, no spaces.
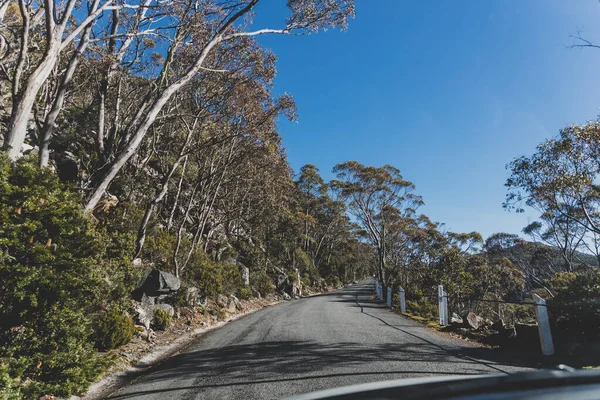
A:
0,155,112,398
549,270,600,340
152,308,172,331
251,271,275,296
406,298,437,321
184,251,241,297
94,310,135,351
217,309,228,320
545,272,577,295
239,287,253,300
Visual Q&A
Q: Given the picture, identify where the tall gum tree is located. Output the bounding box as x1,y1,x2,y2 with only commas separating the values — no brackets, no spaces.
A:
331,161,423,287
82,0,355,213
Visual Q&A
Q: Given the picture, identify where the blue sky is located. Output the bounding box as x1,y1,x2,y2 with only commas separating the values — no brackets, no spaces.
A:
252,1,600,239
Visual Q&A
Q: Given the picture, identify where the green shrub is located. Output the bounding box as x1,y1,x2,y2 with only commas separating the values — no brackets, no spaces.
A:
94,310,135,351
0,364,22,400
184,251,241,297
239,287,253,300
152,308,172,331
392,293,400,308
549,270,600,340
217,309,228,320
545,272,577,295
0,155,112,398
251,271,275,296
406,298,437,321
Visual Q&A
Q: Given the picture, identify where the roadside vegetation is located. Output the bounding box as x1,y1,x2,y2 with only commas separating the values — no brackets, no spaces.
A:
1,0,600,398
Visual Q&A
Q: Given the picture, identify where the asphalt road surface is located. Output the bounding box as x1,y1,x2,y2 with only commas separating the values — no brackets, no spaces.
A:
110,281,539,400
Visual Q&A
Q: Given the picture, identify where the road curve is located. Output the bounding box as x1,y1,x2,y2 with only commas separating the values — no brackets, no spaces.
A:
110,281,538,400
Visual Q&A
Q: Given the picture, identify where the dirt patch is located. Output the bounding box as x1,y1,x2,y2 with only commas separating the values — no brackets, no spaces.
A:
80,295,281,399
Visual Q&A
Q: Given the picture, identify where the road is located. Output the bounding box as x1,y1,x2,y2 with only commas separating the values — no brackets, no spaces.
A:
110,281,539,399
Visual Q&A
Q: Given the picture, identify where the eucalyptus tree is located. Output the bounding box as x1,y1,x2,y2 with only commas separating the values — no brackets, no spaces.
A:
331,161,423,286
1,0,155,160
83,0,355,213
506,123,600,233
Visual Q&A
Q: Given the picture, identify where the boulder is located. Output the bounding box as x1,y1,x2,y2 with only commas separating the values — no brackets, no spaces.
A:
241,266,250,286
132,301,154,329
140,293,155,305
276,274,287,290
155,293,174,304
463,312,482,330
230,295,243,311
282,292,291,301
217,294,228,308
450,312,463,325
185,286,208,307
132,269,180,301
226,299,236,313
154,303,174,317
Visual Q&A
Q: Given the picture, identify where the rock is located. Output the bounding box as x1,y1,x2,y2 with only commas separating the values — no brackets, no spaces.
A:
155,293,173,304
241,266,250,286
276,274,287,290
147,328,156,342
132,300,154,329
217,294,228,308
133,258,143,267
450,313,463,325
141,293,155,305
226,297,237,313
282,292,291,301
463,312,482,330
252,287,262,299
132,269,180,301
119,351,134,360
154,303,174,317
183,286,207,307
230,295,243,311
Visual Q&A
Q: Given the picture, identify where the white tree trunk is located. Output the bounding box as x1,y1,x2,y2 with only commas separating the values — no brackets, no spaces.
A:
6,41,61,159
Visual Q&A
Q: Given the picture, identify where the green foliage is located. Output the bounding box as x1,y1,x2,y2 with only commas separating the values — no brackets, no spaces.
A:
0,156,112,398
0,364,22,399
184,250,241,297
239,287,253,300
152,308,172,331
94,310,135,351
545,272,577,294
217,309,228,320
406,298,437,321
549,270,600,340
251,271,275,296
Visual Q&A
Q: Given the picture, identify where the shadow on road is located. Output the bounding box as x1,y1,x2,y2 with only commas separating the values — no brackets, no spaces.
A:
110,282,543,399
110,340,499,398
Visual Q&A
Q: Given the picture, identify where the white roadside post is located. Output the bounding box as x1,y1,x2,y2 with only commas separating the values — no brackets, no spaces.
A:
399,287,406,313
532,293,555,356
387,287,392,308
438,285,447,326
443,289,448,324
